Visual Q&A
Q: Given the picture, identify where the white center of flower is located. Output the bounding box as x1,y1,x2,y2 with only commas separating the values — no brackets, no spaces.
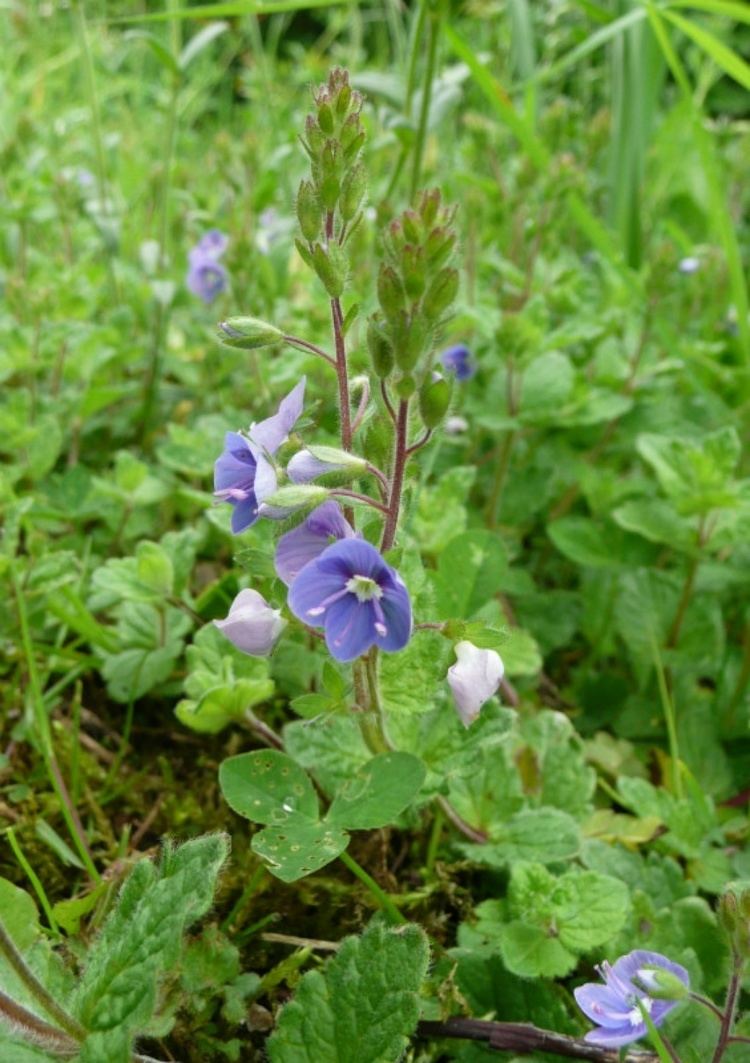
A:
346,574,383,602
627,996,652,1026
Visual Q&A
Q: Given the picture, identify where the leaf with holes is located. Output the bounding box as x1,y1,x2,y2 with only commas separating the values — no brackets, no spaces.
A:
252,814,349,884
326,752,425,830
219,750,319,824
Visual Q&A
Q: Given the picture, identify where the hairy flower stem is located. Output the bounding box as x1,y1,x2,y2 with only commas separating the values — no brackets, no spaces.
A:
331,297,352,450
0,989,79,1055
710,952,745,1063
381,398,409,551
0,920,85,1041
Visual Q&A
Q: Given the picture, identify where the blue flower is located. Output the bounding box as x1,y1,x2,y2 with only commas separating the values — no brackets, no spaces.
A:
214,379,306,534
275,502,355,586
187,229,229,303
440,344,475,381
574,950,689,1048
288,538,412,662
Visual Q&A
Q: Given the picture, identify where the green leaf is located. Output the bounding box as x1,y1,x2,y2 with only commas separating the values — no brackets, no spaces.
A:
613,497,695,550
413,466,476,555
479,862,630,978
284,716,371,798
177,623,274,734
219,750,319,824
432,530,509,619
547,516,623,569
519,352,575,424
268,921,429,1063
73,835,228,1051
379,628,447,716
664,9,750,91
498,921,575,979
499,626,543,676
99,603,191,703
252,815,349,883
462,808,581,868
326,753,426,829
637,428,741,514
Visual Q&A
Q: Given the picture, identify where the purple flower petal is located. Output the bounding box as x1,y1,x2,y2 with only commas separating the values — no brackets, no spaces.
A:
195,229,229,259
376,579,412,652
187,258,228,303
250,378,306,456
584,1024,648,1048
325,599,376,662
574,984,637,1028
288,560,350,624
275,502,355,585
440,344,475,381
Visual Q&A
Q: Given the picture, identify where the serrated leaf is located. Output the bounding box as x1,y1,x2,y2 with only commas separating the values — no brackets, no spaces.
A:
252,814,349,883
613,497,695,551
219,750,319,824
547,517,623,569
326,752,425,829
268,921,429,1062
73,835,228,1049
463,807,580,868
498,921,575,979
519,352,575,424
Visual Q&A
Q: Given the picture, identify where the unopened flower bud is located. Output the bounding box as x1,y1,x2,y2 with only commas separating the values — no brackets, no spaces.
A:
214,589,286,657
317,101,335,135
395,374,416,399
367,318,395,378
425,226,456,268
402,210,421,245
305,114,325,154
419,188,442,228
447,641,504,727
218,316,283,350
423,267,459,320
403,245,426,299
288,445,367,483
340,114,365,160
419,375,452,428
312,242,347,298
377,264,406,317
340,162,367,222
633,967,690,1001
297,180,323,242
395,313,431,371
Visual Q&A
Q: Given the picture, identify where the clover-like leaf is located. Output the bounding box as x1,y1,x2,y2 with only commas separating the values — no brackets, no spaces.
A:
219,750,319,825
326,752,425,830
252,814,349,884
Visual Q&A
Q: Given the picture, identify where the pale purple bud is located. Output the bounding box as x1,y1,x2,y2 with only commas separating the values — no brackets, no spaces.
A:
447,641,504,727
214,589,286,656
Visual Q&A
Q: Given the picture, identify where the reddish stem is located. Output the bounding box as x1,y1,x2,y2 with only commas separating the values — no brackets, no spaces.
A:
381,398,409,551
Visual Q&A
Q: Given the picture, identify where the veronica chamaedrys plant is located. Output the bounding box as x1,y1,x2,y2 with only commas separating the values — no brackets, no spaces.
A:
207,69,511,893
440,343,475,381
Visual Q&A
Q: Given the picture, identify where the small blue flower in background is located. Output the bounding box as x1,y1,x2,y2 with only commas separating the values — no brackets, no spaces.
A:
275,502,355,586
214,378,306,533
187,229,229,303
574,950,689,1048
678,256,700,275
440,344,475,381
288,538,412,662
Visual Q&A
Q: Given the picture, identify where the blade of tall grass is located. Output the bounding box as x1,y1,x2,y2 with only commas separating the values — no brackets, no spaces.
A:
108,0,345,23
667,0,750,24
644,0,750,368
534,6,647,85
443,24,644,294
663,8,750,90
609,2,664,268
